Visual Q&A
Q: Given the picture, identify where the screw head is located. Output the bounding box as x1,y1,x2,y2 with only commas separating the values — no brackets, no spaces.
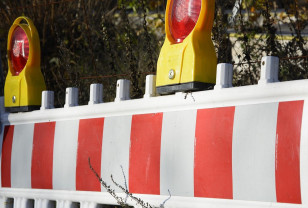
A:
12,96,16,103
168,69,175,79
262,61,265,66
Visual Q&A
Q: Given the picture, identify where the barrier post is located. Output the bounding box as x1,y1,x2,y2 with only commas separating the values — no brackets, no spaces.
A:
214,63,233,90
115,79,130,102
144,75,157,98
258,56,279,85
64,87,78,108
88,84,103,105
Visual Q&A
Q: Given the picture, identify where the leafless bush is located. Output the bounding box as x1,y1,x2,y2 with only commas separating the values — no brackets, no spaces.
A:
89,158,171,208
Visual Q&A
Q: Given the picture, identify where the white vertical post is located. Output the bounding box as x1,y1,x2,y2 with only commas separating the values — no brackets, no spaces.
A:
41,91,54,110
64,87,78,108
88,84,103,105
14,198,34,208
57,200,79,208
0,197,5,208
114,79,130,102
258,56,279,85
144,75,157,98
2,197,13,208
35,199,55,208
80,201,98,208
214,63,233,89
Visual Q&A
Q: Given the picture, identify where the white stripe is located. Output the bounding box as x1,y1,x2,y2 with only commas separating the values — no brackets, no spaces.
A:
11,124,34,188
160,110,196,197
53,120,79,190
232,103,278,202
101,116,131,192
301,100,308,205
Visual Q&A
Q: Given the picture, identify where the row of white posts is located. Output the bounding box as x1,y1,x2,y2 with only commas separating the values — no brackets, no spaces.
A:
40,56,279,110
40,74,158,110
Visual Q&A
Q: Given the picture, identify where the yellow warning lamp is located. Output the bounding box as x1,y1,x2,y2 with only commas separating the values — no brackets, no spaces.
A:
156,0,217,94
4,16,46,112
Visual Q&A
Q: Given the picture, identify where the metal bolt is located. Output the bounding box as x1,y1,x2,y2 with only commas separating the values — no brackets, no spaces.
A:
262,61,265,66
168,69,175,79
12,96,16,103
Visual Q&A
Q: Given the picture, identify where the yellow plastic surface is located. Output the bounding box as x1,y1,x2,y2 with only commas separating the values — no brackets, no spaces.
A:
156,0,217,88
4,16,46,109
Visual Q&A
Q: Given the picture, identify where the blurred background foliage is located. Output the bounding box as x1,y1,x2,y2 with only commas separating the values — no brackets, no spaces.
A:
0,0,307,106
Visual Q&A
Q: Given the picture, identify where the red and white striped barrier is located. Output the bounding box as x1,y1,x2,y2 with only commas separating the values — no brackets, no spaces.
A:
0,59,308,208
0,100,305,204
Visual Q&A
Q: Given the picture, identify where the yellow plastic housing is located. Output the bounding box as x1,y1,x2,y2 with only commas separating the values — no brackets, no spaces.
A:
156,0,217,93
4,16,46,112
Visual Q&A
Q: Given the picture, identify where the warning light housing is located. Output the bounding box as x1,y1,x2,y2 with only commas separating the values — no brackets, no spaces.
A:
156,0,217,94
4,16,46,112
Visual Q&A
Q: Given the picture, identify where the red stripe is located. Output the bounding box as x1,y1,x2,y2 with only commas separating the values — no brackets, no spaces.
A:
76,118,104,191
194,107,234,199
276,101,303,204
129,113,163,194
1,126,14,187
31,122,56,189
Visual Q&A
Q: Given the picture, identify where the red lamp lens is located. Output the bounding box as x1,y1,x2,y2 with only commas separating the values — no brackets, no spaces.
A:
169,0,201,43
10,26,29,75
